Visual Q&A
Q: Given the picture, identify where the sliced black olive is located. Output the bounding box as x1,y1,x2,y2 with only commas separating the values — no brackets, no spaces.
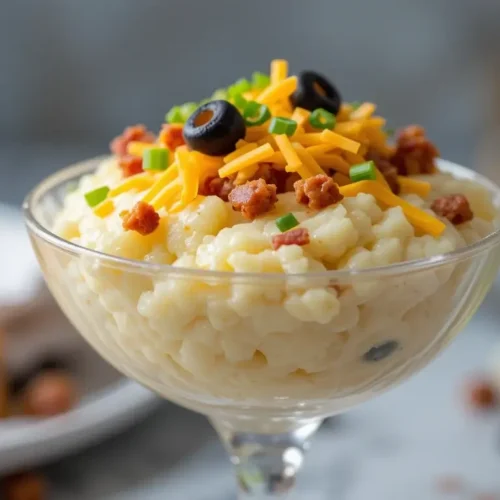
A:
363,340,400,362
290,71,342,115
183,100,246,156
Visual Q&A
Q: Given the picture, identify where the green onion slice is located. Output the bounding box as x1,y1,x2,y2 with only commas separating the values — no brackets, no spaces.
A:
349,161,377,182
143,148,169,171
243,102,271,127
275,213,299,232
85,186,110,207
309,108,336,130
268,117,298,136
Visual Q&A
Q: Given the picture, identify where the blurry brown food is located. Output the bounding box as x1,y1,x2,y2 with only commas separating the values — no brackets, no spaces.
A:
365,150,400,194
2,472,47,500
431,194,474,225
294,174,343,210
22,371,77,417
391,125,439,175
121,201,160,236
465,378,497,410
110,124,155,157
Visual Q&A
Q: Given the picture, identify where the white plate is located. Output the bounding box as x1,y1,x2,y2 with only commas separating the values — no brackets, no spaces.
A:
0,202,160,473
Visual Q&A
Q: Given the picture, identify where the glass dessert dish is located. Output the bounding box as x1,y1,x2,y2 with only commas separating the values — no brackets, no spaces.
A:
22,59,500,497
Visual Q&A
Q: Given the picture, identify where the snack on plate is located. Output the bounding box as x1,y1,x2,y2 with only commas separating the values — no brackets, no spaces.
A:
51,60,498,403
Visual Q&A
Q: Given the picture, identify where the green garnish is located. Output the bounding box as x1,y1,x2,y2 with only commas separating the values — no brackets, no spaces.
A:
229,78,252,96
385,128,395,137
84,186,110,208
243,102,271,126
275,213,299,232
309,108,336,130
211,88,228,100
349,161,377,182
350,101,362,110
252,72,270,89
165,106,184,124
232,93,248,109
268,117,298,136
143,148,169,171
180,102,198,120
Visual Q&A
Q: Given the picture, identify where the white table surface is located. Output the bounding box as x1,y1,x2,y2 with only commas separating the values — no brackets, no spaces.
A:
39,276,500,500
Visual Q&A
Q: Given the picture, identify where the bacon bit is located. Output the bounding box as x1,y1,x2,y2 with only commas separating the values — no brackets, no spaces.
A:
228,179,277,220
110,124,155,157
272,227,310,250
122,201,160,235
431,194,474,225
366,150,400,194
465,378,497,410
158,124,186,151
119,155,143,178
294,174,343,210
254,163,291,193
391,125,439,175
199,176,235,201
2,472,48,500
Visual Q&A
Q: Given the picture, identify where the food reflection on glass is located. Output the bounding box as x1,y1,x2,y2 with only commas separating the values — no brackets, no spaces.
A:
24,59,500,498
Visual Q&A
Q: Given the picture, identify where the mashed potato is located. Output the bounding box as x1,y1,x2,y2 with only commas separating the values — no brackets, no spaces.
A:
49,157,497,408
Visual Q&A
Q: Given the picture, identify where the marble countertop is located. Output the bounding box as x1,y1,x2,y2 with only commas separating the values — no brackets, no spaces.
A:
39,278,500,500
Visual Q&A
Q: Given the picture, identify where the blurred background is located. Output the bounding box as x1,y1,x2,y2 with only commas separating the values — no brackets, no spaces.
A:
2,0,500,205
2,1,500,498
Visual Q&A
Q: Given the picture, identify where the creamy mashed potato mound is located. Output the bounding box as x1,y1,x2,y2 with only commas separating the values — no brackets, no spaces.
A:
50,157,496,404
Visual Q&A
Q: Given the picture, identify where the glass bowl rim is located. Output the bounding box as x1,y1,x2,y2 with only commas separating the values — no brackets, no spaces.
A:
23,156,500,282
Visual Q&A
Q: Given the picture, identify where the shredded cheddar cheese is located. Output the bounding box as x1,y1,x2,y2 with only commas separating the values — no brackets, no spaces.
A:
177,148,200,206
320,129,360,154
374,168,391,190
340,181,446,236
151,180,182,210
224,143,258,163
291,107,311,127
142,163,179,203
332,172,351,186
109,172,156,197
93,199,115,218
398,176,431,197
218,143,274,177
256,76,298,106
293,143,325,176
126,141,154,157
274,134,302,171
350,102,376,120
270,59,288,85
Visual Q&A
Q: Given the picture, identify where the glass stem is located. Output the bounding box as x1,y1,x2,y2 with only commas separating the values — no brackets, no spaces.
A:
212,416,323,498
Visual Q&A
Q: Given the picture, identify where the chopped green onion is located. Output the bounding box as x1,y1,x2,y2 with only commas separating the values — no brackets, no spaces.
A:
230,78,252,95
232,93,248,109
166,106,184,124
275,213,299,232
211,88,228,100
252,71,270,89
143,148,169,171
350,101,362,110
84,186,110,207
181,102,198,121
268,117,298,136
309,108,336,130
385,128,395,137
349,161,377,182
243,102,271,126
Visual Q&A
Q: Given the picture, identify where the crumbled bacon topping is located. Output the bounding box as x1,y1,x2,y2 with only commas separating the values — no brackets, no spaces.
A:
122,201,160,235
110,124,155,157
431,194,473,225
228,179,277,219
391,125,439,175
158,124,186,151
294,174,343,210
271,228,310,250
118,155,143,178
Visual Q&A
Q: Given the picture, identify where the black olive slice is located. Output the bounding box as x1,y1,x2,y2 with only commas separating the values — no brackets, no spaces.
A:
290,71,342,115
183,100,246,156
